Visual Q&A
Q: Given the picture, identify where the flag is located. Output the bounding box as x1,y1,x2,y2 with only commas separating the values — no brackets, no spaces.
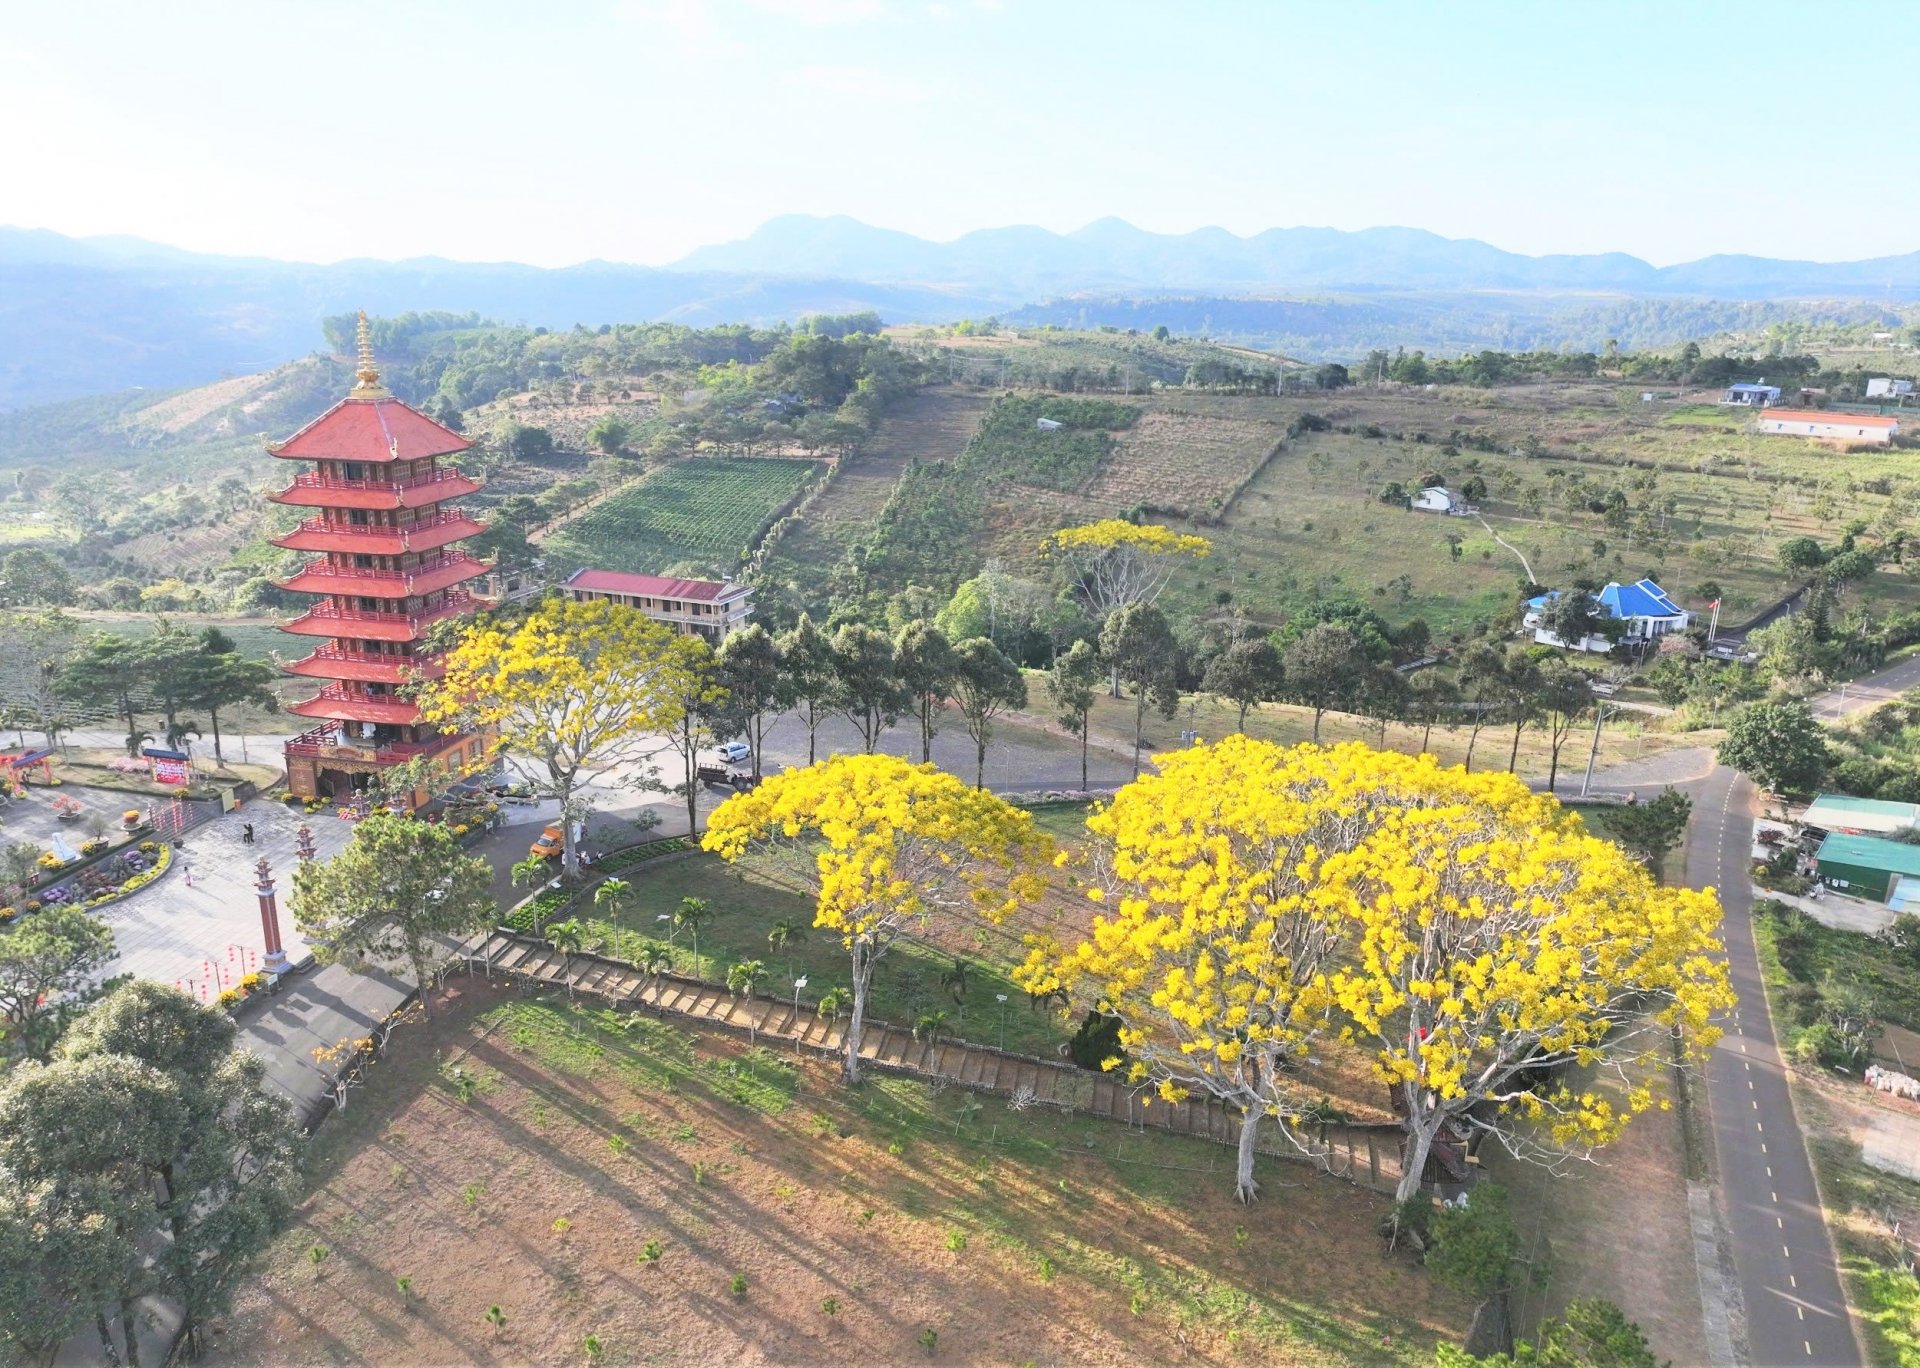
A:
1708,598,1721,609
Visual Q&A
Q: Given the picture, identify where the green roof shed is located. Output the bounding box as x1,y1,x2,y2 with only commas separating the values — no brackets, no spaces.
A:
1813,832,1920,903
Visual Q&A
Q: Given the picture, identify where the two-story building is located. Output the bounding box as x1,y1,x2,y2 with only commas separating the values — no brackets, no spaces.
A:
563,568,754,644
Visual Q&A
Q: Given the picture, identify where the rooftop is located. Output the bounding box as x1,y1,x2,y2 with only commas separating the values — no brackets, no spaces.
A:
1815,831,1920,879
270,397,473,463
1802,794,1920,832
565,568,751,603
1598,578,1684,620
1758,409,1899,429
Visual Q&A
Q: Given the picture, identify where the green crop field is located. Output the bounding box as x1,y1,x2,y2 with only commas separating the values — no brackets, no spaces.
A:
541,456,821,576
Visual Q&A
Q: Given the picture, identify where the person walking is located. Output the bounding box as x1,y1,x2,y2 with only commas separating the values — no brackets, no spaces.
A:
242,822,254,846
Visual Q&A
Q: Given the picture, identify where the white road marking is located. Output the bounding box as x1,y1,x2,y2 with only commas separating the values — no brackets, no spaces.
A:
1772,1192,1778,1202
1768,1167,1774,1178
1784,1246,1791,1258
1753,1099,1760,1109
1762,1142,1768,1152
1778,1216,1785,1228
1798,1307,1805,1321
1790,1274,1797,1288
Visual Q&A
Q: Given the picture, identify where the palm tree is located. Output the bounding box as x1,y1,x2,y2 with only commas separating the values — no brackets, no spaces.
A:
547,918,586,1001
637,941,672,982
913,1010,949,1045
673,897,711,978
726,959,769,998
593,877,631,920
767,917,808,977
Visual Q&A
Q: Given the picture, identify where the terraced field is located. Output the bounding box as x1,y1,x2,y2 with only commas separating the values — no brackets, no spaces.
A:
541,456,821,576
758,388,991,588
1087,395,1289,516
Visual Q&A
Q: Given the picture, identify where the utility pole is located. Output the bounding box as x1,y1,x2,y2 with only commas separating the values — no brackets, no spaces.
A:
1580,702,1618,799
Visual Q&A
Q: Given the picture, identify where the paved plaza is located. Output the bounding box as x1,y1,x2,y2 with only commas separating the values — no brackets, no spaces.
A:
94,799,354,999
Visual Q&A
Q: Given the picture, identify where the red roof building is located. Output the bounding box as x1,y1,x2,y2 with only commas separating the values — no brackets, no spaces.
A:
274,313,493,807
563,567,753,645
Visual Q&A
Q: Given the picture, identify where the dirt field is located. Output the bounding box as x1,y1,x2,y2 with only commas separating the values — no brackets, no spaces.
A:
1087,400,1288,516
1490,1053,1710,1366
207,980,1469,1366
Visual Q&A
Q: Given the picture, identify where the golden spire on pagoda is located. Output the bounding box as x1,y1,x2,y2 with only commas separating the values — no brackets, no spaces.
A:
349,309,390,398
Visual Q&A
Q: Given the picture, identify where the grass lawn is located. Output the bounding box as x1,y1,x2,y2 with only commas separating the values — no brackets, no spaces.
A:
207,980,1469,1365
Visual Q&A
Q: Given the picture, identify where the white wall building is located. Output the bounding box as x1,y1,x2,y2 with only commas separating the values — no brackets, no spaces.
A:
1757,409,1900,446
563,569,753,644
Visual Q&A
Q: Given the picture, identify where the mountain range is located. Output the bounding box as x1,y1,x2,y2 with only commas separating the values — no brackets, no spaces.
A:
674,215,1920,299
3,216,1917,411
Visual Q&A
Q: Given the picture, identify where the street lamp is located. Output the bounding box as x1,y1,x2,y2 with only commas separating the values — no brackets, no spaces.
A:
1580,700,1620,799
995,993,1009,1050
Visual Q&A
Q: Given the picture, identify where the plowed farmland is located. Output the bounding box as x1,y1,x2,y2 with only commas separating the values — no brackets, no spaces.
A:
542,457,821,575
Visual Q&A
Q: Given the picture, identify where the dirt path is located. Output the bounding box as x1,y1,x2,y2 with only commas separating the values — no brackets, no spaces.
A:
457,929,1405,1194
1475,514,1537,583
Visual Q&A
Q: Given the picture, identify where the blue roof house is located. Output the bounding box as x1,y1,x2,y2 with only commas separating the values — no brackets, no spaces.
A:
1524,578,1690,653
1722,382,1781,407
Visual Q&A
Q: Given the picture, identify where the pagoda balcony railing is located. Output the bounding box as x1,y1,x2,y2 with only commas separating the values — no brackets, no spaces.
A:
294,508,474,538
291,590,480,631
302,643,431,667
287,469,472,495
305,682,414,707
285,722,465,765
292,551,485,589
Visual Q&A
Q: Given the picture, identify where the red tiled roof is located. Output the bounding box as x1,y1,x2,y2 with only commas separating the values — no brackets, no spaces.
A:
271,397,473,462
565,568,748,602
1759,409,1899,428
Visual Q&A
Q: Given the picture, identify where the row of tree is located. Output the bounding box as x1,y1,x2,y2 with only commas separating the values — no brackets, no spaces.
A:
2,614,278,761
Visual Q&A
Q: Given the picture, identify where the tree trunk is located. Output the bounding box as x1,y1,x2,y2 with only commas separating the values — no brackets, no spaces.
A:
1235,1104,1262,1204
1421,719,1434,754
1108,662,1122,698
921,698,936,764
121,1303,141,1368
1131,690,1146,779
1394,1112,1443,1206
1464,720,1482,773
97,1313,123,1368
975,734,987,790
1080,726,1089,792
1507,718,1524,773
1547,738,1561,792
1237,700,1250,732
684,762,699,839
1311,706,1325,743
208,706,225,764
412,944,434,1020
844,944,871,1085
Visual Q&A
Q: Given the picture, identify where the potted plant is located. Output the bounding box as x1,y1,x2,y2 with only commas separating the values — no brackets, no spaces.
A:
51,795,84,822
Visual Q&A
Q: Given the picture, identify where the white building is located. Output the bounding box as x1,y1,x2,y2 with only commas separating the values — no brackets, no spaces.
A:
1411,486,1460,514
563,568,754,644
1757,409,1900,446
1721,382,1781,407
1865,378,1913,400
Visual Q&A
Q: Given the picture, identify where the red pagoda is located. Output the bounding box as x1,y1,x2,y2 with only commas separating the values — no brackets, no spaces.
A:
271,313,491,808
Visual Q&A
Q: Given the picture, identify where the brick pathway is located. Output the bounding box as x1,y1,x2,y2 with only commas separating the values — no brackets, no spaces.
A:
457,928,1406,1195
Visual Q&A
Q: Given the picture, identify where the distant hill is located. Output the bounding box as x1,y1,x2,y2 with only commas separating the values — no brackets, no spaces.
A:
674,214,1920,300
0,229,998,410
6,215,1920,410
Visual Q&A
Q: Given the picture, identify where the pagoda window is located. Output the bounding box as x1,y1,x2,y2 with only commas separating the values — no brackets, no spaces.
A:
354,554,374,569
359,597,380,612
348,508,370,525
342,461,365,481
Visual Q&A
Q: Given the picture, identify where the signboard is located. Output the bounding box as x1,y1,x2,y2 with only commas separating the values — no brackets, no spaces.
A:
142,747,192,787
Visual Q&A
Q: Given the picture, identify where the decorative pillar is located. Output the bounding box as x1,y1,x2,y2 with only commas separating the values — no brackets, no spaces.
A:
295,823,316,862
255,856,291,976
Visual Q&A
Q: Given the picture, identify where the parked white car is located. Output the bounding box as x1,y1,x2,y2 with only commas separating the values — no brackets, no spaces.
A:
714,740,752,765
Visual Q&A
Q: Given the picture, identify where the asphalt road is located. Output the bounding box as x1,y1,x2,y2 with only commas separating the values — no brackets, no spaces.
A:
1809,652,1920,722
1686,764,1859,1366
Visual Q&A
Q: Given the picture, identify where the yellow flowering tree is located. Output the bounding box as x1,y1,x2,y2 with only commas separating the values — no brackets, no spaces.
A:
1041,519,1211,621
416,597,707,877
702,754,1053,1083
1314,748,1733,1205
1021,737,1733,1209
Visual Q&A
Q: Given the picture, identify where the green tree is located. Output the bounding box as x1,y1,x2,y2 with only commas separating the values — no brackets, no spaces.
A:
586,415,634,454
507,424,555,461
1282,622,1370,742
1499,651,1545,774
180,640,278,764
662,635,729,837
950,637,1027,788
1100,603,1179,777
1719,702,1829,799
0,608,79,747
1533,657,1592,792
1046,638,1102,790
1201,635,1284,732
1538,591,1604,649
1429,1184,1523,1360
1437,1297,1660,1367
0,548,76,607
828,623,908,754
20,982,304,1362
1406,670,1461,755
56,633,148,754
291,813,496,1019
1597,789,1692,877
1777,536,1826,574
714,624,783,782
775,614,836,765
894,620,958,764
0,907,116,1061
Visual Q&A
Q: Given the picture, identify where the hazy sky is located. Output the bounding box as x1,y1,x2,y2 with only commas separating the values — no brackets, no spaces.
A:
3,0,1909,269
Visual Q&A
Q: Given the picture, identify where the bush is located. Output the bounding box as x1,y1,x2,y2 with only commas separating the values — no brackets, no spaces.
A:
1791,1021,1864,1070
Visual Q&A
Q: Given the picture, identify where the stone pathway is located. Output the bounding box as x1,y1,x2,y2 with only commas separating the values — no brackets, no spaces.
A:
456,928,1407,1195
